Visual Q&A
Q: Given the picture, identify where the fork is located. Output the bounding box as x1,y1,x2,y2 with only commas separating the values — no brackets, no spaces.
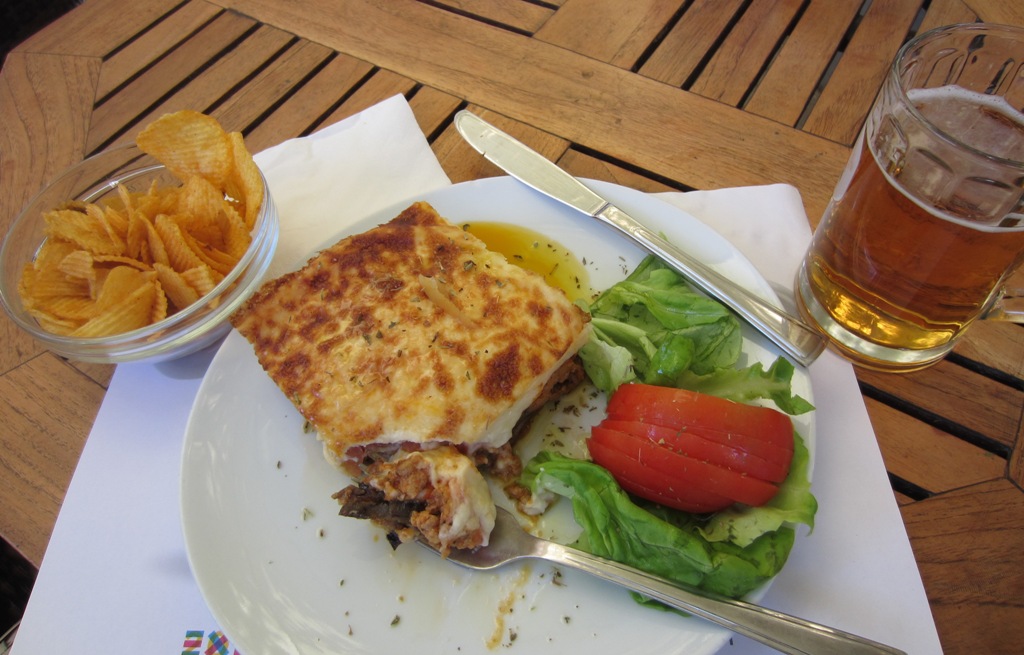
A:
419,507,906,655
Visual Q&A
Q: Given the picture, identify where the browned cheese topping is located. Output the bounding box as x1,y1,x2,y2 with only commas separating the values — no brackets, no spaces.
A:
231,201,591,466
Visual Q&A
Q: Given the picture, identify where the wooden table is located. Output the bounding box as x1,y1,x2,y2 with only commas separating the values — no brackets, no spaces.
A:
2,1,1022,652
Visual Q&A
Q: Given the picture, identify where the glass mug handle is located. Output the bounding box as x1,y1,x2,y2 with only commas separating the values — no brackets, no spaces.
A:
984,286,1024,322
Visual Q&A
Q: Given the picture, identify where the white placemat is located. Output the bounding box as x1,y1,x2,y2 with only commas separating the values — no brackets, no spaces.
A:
10,96,941,655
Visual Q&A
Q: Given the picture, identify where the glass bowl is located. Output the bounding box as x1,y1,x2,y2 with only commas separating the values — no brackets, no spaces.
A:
0,145,279,363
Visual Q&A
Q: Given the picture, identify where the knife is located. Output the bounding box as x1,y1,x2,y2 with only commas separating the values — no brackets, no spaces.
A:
454,110,826,367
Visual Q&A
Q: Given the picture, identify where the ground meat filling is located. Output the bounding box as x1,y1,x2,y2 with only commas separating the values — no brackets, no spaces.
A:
334,357,587,552
334,446,493,555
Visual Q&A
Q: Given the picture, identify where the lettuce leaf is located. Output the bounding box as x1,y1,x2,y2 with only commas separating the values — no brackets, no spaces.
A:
579,255,812,415
520,442,815,599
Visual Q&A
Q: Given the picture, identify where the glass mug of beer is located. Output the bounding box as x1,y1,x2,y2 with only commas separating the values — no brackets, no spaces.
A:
795,23,1024,372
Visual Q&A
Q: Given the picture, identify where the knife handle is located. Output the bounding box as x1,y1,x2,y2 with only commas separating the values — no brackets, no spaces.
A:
596,205,826,367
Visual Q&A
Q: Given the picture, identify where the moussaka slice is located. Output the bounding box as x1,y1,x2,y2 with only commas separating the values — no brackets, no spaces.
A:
231,201,591,552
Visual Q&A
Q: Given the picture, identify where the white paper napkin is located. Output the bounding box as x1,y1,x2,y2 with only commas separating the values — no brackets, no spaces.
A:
11,98,941,655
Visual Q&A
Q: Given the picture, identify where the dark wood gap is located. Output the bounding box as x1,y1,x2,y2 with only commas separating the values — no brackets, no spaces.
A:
946,352,1024,392
88,24,281,156
887,471,933,501
681,0,753,91
194,34,300,124
568,144,697,193
737,0,812,110
94,7,226,107
101,0,192,61
417,0,535,37
858,380,1013,459
418,96,470,144
521,0,561,9
237,50,342,138
630,0,696,73
302,65,386,137
794,0,872,130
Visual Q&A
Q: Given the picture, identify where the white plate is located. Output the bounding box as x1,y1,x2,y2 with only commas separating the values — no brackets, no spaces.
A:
180,177,815,655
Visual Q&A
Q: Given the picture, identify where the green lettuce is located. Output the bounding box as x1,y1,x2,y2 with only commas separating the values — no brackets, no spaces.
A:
579,255,812,415
520,432,816,600
527,253,819,604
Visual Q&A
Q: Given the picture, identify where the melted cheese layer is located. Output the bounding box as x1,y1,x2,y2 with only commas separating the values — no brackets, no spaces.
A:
232,201,591,463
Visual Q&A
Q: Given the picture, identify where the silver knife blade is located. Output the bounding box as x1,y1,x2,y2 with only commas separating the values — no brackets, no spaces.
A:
453,110,826,367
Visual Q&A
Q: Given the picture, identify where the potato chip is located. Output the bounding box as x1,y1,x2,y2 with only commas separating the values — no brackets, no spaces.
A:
44,208,122,255
143,215,170,267
39,296,96,321
58,250,97,282
18,109,263,339
151,280,169,324
176,176,229,247
218,204,252,260
181,265,219,297
28,309,80,336
155,214,205,272
178,231,237,276
72,279,156,337
228,131,264,229
22,247,91,299
154,262,200,311
86,204,126,256
137,110,233,187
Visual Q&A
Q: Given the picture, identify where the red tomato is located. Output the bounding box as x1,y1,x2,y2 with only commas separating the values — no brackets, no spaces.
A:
589,383,795,512
597,419,790,483
590,426,781,511
587,432,732,513
606,383,794,453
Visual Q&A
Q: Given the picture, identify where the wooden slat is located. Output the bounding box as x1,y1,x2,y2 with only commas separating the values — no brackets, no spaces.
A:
688,0,803,107
0,354,105,566
314,69,419,132
558,148,677,194
918,0,978,33
243,53,375,152
857,361,1023,450
802,0,921,145
95,1,223,99
638,0,745,87
1012,420,1024,489
407,85,463,139
0,52,100,373
535,0,682,69
432,106,570,183
86,10,258,152
900,479,1024,655
953,321,1024,380
743,0,862,125
219,0,850,221
865,397,1005,493
107,23,297,149
13,0,179,58
429,0,554,34
210,39,334,134
963,0,1024,27
68,362,116,389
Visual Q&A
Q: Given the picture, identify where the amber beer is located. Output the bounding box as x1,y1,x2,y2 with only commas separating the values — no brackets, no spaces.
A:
796,24,1024,371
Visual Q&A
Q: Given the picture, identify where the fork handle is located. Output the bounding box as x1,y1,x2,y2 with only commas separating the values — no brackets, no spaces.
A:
546,545,906,655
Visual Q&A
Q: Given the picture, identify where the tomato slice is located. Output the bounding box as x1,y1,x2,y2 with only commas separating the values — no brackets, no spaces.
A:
590,426,781,509
587,432,732,513
598,419,790,483
606,383,794,457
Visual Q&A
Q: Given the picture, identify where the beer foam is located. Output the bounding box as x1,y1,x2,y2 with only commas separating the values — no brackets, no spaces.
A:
909,85,1024,161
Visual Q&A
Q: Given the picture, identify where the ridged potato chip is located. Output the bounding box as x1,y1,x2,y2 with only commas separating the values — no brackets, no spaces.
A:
154,262,200,311
136,110,233,187
17,110,262,338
